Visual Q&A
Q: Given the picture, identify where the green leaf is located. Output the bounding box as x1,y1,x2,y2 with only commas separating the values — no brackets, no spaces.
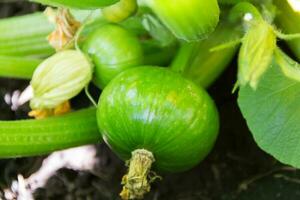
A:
238,59,300,168
274,48,300,82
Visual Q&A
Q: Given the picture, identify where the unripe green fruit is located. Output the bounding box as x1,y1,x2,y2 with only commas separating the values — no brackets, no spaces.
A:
97,66,219,199
82,24,143,89
145,0,220,41
97,66,219,172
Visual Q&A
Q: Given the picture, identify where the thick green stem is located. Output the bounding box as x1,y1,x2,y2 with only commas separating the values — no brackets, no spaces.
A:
143,43,178,66
171,42,200,73
120,149,155,200
0,55,41,79
0,10,103,57
0,12,54,57
274,0,300,61
0,108,100,158
170,22,241,88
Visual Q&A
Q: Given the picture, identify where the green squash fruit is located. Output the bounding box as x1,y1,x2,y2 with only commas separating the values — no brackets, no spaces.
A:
144,0,220,41
31,0,119,9
82,24,143,89
97,67,219,199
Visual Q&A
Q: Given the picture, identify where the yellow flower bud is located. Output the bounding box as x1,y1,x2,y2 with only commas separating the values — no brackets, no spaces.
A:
30,50,93,110
238,20,276,89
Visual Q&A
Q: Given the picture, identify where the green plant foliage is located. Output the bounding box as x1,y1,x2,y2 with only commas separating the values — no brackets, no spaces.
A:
238,57,300,168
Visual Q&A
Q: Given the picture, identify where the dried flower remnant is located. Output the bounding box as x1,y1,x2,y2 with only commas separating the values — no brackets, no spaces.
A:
45,7,81,51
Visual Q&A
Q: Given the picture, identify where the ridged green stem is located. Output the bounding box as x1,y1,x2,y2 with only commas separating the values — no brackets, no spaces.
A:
0,10,103,57
0,12,54,57
0,55,41,79
0,108,100,158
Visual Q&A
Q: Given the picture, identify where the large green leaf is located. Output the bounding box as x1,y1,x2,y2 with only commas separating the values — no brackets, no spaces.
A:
238,59,300,168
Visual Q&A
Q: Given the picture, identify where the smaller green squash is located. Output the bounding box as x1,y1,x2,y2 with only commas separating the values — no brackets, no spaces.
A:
97,67,219,199
82,24,143,89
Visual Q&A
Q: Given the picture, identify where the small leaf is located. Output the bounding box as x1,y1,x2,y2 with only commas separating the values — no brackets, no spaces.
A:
238,59,300,168
274,48,300,82
238,20,276,89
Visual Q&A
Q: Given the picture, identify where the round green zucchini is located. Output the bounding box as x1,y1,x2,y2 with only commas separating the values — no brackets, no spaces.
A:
97,66,219,199
82,24,143,89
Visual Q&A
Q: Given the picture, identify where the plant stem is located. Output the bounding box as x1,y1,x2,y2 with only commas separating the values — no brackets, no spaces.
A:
0,10,103,57
0,55,41,79
0,12,54,57
143,43,178,66
170,22,241,88
0,107,100,158
171,42,199,73
120,149,155,200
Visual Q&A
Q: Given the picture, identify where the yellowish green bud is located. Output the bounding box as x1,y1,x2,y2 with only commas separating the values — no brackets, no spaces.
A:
238,20,276,89
30,50,93,110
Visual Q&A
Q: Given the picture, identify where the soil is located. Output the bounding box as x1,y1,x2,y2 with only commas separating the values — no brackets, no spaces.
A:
1,1,300,200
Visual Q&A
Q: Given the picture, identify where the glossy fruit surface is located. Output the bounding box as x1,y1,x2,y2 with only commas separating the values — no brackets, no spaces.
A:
145,0,220,41
83,24,143,89
97,67,219,172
